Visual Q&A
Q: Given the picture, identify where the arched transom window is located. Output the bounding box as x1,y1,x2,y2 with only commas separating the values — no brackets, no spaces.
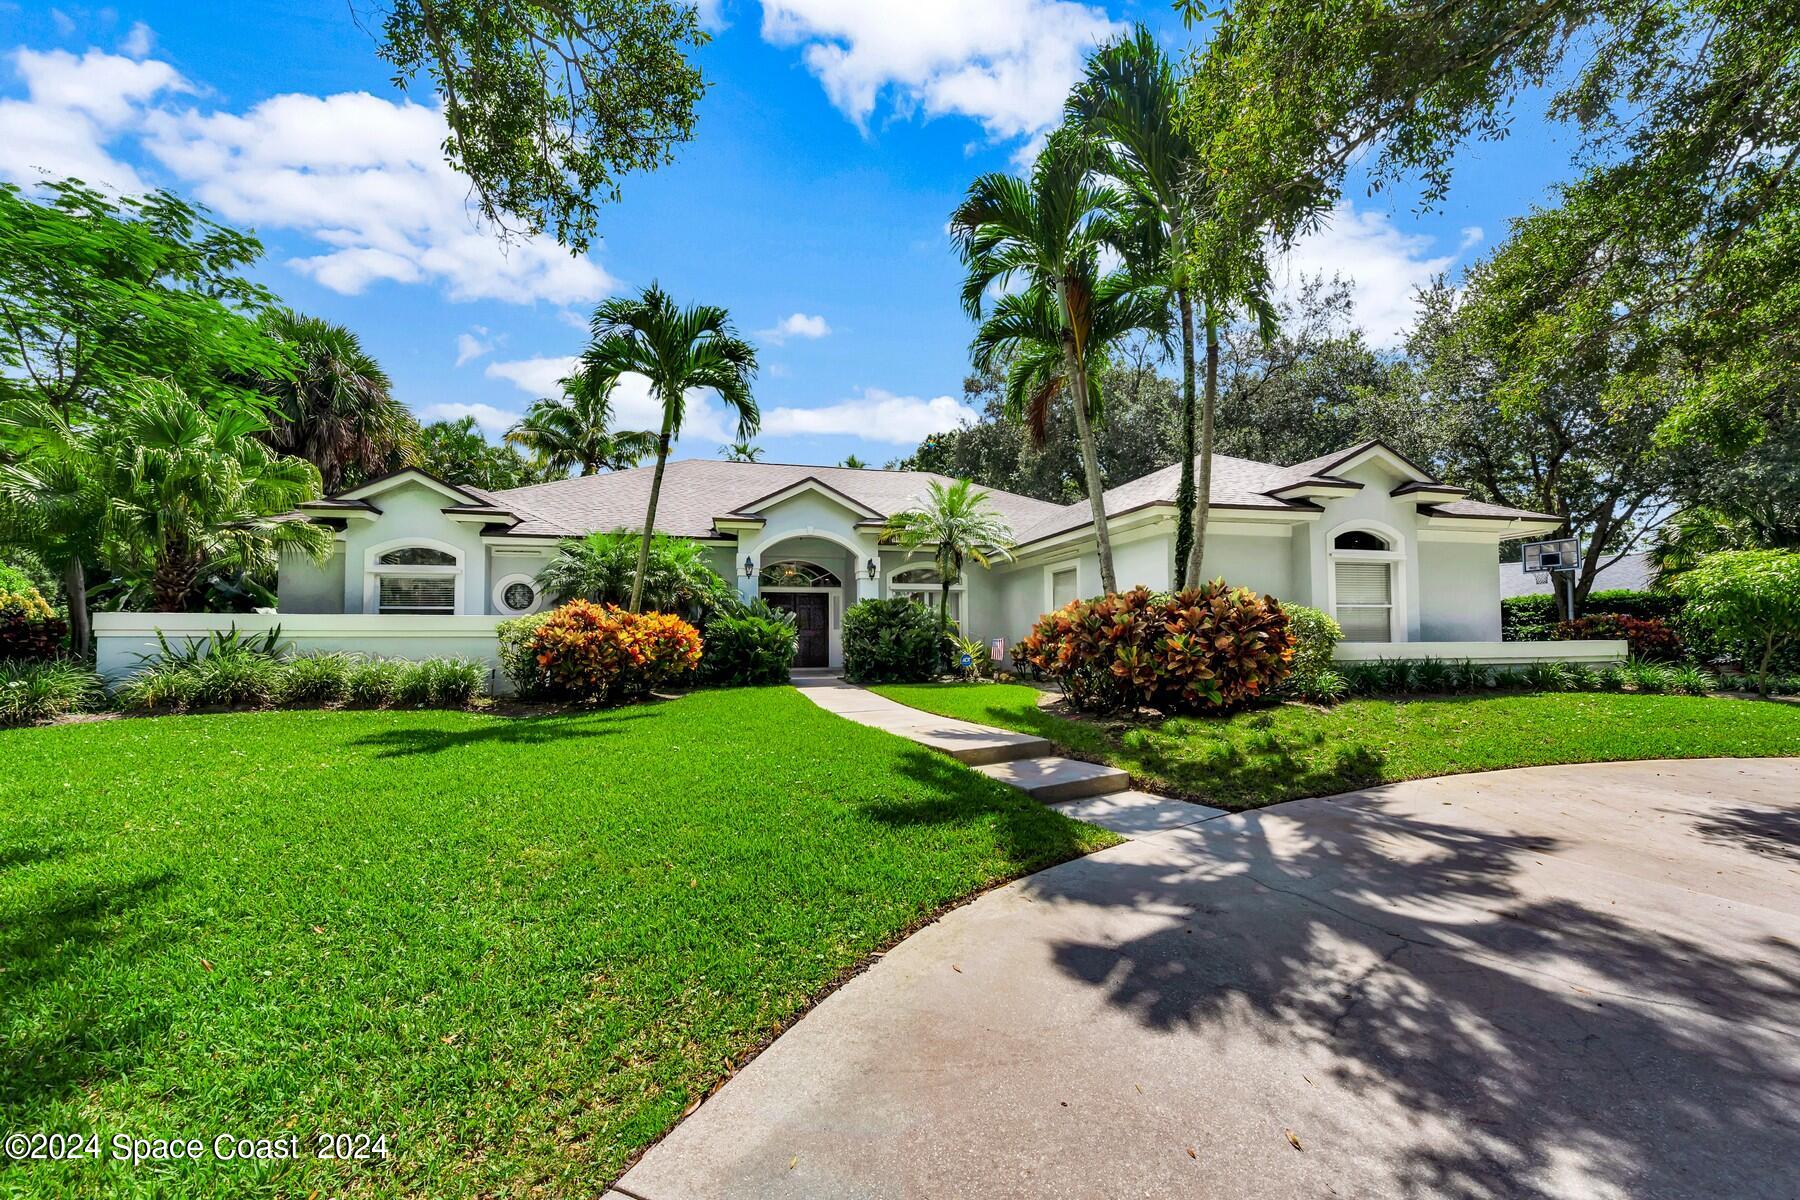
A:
1327,524,1404,643
888,563,964,626
367,542,462,614
760,560,841,588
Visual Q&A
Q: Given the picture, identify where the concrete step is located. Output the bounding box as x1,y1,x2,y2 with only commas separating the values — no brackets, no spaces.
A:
1052,789,1226,837
973,756,1129,802
887,721,1055,766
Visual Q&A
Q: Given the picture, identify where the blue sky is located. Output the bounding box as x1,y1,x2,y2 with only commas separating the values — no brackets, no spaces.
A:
1,1,1576,468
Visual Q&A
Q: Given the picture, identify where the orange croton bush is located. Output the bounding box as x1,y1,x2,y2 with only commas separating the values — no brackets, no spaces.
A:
526,600,702,703
1018,582,1294,715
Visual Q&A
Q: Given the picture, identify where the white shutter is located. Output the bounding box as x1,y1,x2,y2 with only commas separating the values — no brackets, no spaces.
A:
1334,561,1392,642
1052,568,1078,609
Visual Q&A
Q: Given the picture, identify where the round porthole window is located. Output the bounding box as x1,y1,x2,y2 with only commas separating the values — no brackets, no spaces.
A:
494,574,541,615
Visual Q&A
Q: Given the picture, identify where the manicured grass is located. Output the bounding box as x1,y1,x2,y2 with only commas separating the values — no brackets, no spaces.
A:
872,683,1800,810
0,688,1116,1198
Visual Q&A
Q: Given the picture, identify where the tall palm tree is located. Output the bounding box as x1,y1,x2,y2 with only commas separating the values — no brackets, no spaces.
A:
840,454,867,469
882,478,1016,662
505,365,656,476
951,125,1132,592
581,284,759,612
255,311,417,493
1068,25,1275,589
719,441,765,462
99,380,334,611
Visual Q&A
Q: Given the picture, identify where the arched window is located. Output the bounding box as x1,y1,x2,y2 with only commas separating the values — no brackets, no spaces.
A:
1327,525,1403,643
760,560,841,588
366,541,463,614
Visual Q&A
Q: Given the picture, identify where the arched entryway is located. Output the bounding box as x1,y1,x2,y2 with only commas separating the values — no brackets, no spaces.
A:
759,558,841,668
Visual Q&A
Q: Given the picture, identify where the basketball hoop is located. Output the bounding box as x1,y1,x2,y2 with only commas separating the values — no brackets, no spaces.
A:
1530,571,1549,585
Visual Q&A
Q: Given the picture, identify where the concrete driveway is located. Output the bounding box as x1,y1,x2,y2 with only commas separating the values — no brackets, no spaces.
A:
615,758,1800,1200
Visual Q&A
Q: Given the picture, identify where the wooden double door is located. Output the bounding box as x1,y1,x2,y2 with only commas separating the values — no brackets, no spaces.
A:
764,592,829,667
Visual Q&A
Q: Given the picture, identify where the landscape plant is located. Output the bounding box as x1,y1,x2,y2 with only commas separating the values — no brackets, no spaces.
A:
0,577,64,662
698,597,797,687
1019,582,1293,715
881,478,1016,669
1673,549,1800,695
1276,604,1340,700
842,598,941,685
505,364,656,477
0,658,101,725
536,531,728,619
524,599,701,702
1553,614,1683,662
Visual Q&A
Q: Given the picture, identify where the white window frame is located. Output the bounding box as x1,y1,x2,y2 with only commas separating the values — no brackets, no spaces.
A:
1326,521,1406,643
1047,565,1079,612
492,572,545,616
363,537,465,615
888,563,964,628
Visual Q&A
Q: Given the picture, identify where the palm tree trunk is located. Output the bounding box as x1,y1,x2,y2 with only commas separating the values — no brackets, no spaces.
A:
63,557,90,660
939,579,951,672
630,411,675,613
1063,339,1117,595
1172,286,1198,591
1184,307,1219,588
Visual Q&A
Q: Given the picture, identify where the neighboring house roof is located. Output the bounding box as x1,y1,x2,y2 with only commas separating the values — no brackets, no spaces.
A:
303,439,1561,546
1498,551,1656,599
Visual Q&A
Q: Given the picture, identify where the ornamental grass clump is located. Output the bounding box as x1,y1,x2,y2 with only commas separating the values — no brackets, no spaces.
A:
524,599,701,703
1018,582,1293,716
0,658,101,725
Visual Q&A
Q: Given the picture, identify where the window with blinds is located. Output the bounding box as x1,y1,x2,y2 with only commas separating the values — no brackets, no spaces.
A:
1052,567,1078,609
379,575,456,614
1334,560,1392,642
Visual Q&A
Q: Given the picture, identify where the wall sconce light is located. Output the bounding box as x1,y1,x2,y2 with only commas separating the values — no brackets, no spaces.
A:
742,556,755,578
865,558,878,580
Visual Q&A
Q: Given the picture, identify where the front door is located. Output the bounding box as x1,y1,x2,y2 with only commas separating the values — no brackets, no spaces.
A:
767,592,829,667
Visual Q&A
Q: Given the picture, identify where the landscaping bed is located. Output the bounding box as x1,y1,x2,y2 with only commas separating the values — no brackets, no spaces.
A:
0,687,1116,1198
870,682,1800,810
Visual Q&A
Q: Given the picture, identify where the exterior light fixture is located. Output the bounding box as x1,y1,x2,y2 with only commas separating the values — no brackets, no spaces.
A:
742,556,755,578
866,558,878,580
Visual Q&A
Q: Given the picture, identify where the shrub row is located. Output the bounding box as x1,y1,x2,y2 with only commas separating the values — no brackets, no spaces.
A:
1019,582,1294,715
1336,656,1726,697
0,659,102,725
116,650,487,713
1500,588,1683,637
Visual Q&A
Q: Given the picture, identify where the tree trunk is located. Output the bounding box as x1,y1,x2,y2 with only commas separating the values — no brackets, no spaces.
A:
1757,632,1778,697
1184,308,1219,588
63,556,90,661
630,414,674,614
1172,286,1198,591
1063,337,1116,595
939,579,952,672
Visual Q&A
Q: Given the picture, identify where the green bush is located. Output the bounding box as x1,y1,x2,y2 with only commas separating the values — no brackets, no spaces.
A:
1672,550,1800,695
0,659,101,725
497,611,555,696
0,550,57,599
1449,660,1493,692
278,653,356,705
348,658,403,706
842,598,941,684
535,531,730,621
115,665,197,712
1623,659,1673,694
1291,666,1347,703
1666,662,1718,695
1502,588,1683,639
0,581,66,662
952,635,992,681
699,598,797,687
1278,604,1341,699
1017,583,1294,715
186,650,283,707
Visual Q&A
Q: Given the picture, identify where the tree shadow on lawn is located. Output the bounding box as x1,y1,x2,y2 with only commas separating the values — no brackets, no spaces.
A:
1028,796,1800,1199
0,860,178,1115
857,747,1116,870
348,709,658,758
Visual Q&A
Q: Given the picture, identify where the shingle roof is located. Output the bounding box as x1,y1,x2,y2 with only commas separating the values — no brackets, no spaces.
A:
482,460,1068,540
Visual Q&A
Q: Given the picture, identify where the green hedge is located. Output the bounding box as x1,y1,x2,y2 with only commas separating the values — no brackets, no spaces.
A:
1502,588,1683,640
843,598,940,684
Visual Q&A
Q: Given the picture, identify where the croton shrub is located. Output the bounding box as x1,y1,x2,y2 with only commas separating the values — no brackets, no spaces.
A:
520,600,702,703
1018,582,1294,715
0,585,66,662
1552,614,1683,662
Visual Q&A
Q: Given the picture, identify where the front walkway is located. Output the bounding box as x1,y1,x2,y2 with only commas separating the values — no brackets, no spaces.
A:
613,757,1800,1200
790,673,1227,838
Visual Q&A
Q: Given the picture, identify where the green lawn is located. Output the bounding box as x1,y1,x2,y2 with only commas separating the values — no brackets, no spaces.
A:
872,683,1800,810
0,688,1116,1198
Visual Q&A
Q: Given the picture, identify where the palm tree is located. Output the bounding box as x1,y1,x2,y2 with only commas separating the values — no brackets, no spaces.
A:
581,284,759,612
505,365,656,476
255,311,417,493
1068,25,1275,589
99,380,333,610
0,396,107,654
536,530,729,617
719,441,765,462
882,478,1015,663
951,125,1132,593
840,454,867,469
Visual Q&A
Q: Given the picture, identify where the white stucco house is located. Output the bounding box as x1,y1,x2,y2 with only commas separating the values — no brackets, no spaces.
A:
96,438,1631,684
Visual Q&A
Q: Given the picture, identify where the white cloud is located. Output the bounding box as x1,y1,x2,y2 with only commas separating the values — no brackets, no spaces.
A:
1275,203,1466,349
0,47,188,191
485,354,579,397
119,22,154,58
49,10,77,38
419,401,522,436
0,45,614,306
454,327,494,367
760,0,1121,151
759,311,831,343
692,0,731,32
762,387,976,443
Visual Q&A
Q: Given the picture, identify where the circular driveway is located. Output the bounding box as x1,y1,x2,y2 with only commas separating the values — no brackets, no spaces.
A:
616,758,1800,1200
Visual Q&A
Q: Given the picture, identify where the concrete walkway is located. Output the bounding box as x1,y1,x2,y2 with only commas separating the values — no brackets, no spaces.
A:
614,757,1800,1200
789,673,1227,838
